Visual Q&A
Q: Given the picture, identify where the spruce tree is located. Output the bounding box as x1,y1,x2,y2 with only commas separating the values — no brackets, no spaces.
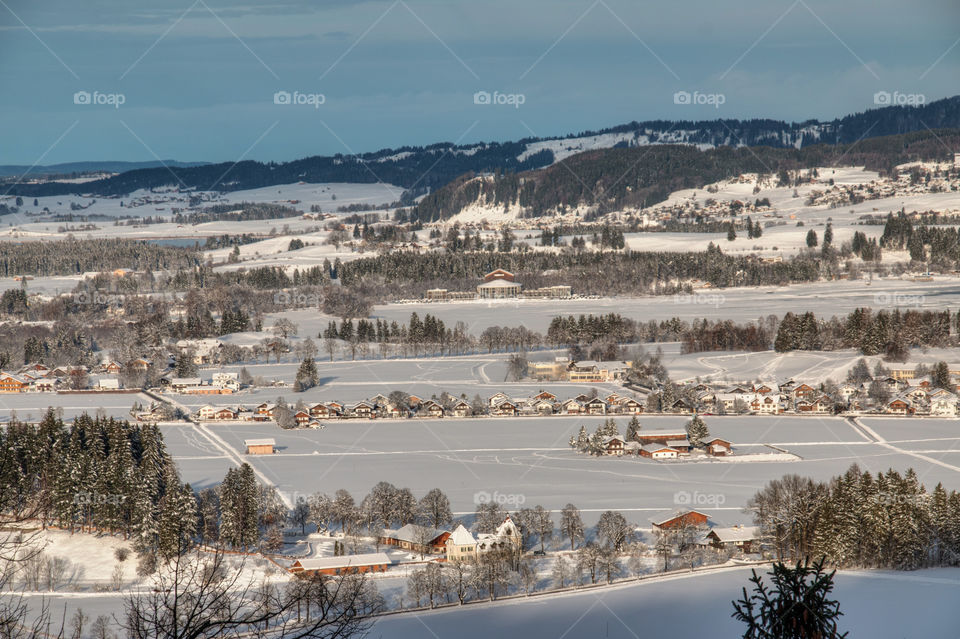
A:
685,415,709,448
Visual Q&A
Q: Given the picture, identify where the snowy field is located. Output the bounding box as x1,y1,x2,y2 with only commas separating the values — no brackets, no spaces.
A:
0,182,401,228
25,564,960,638
0,392,152,422
371,276,960,332
153,415,960,529
370,565,960,639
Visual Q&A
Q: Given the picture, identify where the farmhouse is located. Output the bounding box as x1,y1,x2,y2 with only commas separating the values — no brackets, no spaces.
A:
245,438,275,455
652,510,710,530
288,552,391,576
603,436,627,456
420,400,444,418
0,373,26,392
379,524,451,555
639,444,678,459
702,525,760,553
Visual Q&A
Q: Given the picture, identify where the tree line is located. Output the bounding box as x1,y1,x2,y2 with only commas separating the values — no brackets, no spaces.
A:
750,464,960,570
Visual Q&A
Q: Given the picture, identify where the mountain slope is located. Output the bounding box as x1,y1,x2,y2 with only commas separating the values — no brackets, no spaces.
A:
5,96,960,199
408,128,960,222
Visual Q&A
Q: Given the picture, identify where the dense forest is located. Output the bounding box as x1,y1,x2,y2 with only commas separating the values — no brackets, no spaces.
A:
752,465,960,570
0,238,200,277
409,128,960,221
334,244,821,297
5,97,959,199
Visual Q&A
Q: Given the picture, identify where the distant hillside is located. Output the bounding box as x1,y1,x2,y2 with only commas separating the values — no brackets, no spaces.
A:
0,160,209,178
5,96,959,199
409,129,960,222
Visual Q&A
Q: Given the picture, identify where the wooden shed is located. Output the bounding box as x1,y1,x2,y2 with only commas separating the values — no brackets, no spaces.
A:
245,438,275,455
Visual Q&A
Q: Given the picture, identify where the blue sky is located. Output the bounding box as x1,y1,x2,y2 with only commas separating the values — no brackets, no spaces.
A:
1,0,957,165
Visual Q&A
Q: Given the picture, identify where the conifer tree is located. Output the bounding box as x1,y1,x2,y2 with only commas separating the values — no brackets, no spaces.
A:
685,414,709,448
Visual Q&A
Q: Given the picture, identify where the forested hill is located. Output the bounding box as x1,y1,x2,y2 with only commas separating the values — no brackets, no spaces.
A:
6,96,959,200
409,128,960,222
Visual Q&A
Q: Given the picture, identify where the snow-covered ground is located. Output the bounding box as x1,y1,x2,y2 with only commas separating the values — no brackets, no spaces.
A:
370,275,960,330
153,415,960,531
0,392,153,422
370,565,960,639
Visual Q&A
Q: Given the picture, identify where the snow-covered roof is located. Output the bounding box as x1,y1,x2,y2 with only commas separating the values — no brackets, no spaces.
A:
383,524,447,544
244,438,275,447
477,279,521,289
448,524,477,546
706,526,760,543
641,443,677,453
293,552,391,571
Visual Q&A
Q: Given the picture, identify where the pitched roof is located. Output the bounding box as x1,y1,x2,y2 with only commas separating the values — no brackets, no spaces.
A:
383,524,447,545
293,552,391,571
447,524,477,546
706,526,760,543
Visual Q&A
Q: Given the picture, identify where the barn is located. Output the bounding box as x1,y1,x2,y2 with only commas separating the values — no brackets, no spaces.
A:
245,438,275,455
705,437,732,456
652,510,710,530
288,552,392,576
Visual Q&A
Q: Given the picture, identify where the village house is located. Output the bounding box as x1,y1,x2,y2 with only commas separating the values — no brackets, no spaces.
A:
309,403,333,419
639,444,679,459
603,436,627,456
450,400,471,417
351,401,375,419
930,391,959,416
702,525,760,553
420,400,444,418
0,373,26,392
559,398,583,415
490,398,519,416
793,383,816,400
886,397,914,415
583,397,607,415
616,397,644,414
796,395,832,414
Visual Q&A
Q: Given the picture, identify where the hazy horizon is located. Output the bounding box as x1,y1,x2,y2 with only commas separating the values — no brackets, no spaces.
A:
1,0,958,165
